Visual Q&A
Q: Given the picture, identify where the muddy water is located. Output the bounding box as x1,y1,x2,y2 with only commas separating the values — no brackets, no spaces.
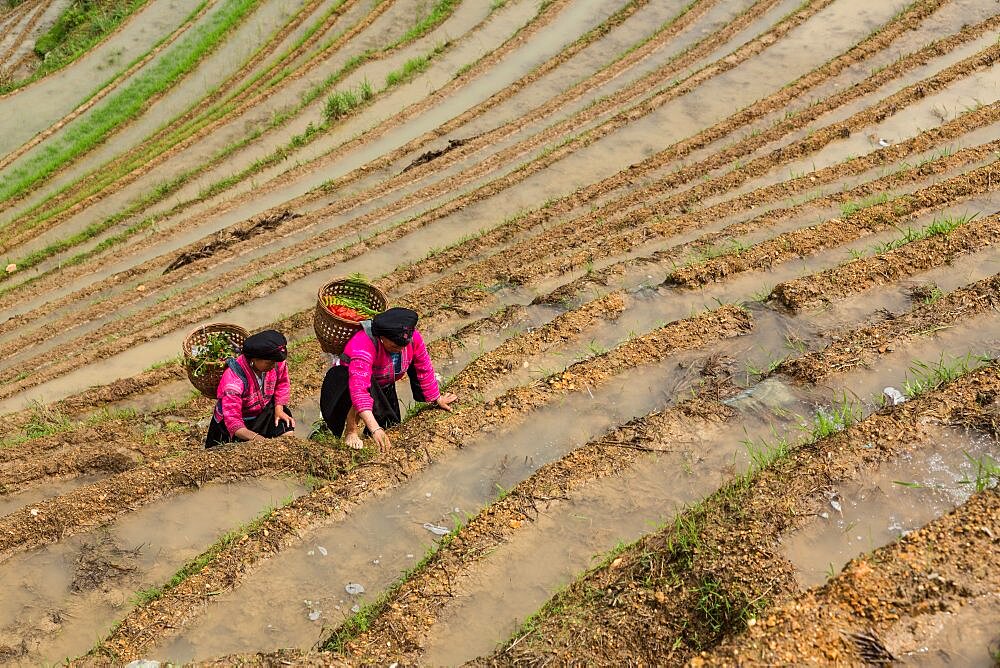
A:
417,393,812,664
822,310,1000,415
768,65,1000,193
422,430,735,664
1,188,986,413
416,336,1000,662
7,132,982,367
128,0,622,241
774,31,1000,167
249,0,627,194
1,0,544,301
311,0,766,222
6,168,998,413
151,340,750,661
136,0,500,224
0,0,207,154
709,67,1000,207
0,473,107,517
456,0,756,139
605,0,911,169
0,477,306,664
0,0,992,396
807,242,1000,339
781,425,999,587
886,593,1000,666
118,0,540,225
0,0,844,340
3,0,315,238
78,0,434,227
276,0,782,257
416,346,835,663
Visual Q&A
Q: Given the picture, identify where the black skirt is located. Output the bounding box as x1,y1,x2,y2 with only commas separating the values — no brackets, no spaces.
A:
319,364,427,437
204,400,294,448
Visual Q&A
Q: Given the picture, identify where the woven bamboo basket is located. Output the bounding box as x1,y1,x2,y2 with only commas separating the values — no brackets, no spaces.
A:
314,278,387,354
182,323,250,398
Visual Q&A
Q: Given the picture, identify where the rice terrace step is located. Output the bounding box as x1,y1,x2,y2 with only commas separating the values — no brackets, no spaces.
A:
0,0,997,664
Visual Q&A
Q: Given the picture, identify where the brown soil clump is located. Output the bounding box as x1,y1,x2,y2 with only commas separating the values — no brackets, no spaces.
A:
770,213,1000,311
71,533,140,593
781,273,1000,382
697,490,999,666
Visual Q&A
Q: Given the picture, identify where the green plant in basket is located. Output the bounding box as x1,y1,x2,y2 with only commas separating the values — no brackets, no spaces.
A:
188,332,240,377
322,274,383,321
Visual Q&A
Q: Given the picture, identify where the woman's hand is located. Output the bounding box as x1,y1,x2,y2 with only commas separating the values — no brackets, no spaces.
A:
371,427,392,448
275,405,295,428
435,392,458,412
234,427,264,442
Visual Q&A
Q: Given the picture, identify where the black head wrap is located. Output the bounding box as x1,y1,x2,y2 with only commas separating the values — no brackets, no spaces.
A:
242,329,287,361
371,307,418,346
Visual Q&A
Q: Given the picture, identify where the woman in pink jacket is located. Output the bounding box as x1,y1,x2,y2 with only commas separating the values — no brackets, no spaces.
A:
320,308,457,449
205,329,296,447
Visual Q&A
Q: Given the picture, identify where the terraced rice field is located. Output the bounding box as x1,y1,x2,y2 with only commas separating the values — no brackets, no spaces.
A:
1,0,998,663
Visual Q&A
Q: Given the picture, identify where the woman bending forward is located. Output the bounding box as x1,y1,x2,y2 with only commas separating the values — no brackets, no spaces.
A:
320,308,457,448
205,329,296,447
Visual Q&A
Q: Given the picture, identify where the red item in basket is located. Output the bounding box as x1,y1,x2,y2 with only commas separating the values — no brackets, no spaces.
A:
327,304,366,321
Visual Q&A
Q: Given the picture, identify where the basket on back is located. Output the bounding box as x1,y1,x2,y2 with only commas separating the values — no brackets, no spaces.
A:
182,323,250,398
314,277,387,354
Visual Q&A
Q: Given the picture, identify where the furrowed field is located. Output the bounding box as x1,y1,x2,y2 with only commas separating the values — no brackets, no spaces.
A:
0,0,998,664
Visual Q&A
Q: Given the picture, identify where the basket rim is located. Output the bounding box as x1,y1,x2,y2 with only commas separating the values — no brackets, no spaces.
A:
315,277,388,327
315,276,389,302
182,322,250,358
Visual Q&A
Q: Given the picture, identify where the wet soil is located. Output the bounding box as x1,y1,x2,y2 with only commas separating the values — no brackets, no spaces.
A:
0,435,337,559
770,213,1000,311
0,477,306,664
87,305,752,660
781,272,1000,382
480,364,1000,665
2,0,1000,662
699,489,999,666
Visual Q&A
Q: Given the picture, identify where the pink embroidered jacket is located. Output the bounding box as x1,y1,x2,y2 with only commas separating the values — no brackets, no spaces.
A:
213,355,291,436
344,328,440,412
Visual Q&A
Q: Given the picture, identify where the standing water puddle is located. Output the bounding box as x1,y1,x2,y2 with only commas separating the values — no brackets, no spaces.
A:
0,473,107,517
780,424,999,587
885,592,1000,666
416,371,826,663
0,477,305,664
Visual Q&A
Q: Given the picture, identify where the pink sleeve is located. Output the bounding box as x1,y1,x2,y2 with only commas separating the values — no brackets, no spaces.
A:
345,331,376,413
217,367,247,435
274,361,290,406
410,331,440,403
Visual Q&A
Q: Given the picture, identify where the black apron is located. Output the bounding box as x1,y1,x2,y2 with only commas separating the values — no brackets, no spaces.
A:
319,363,426,437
